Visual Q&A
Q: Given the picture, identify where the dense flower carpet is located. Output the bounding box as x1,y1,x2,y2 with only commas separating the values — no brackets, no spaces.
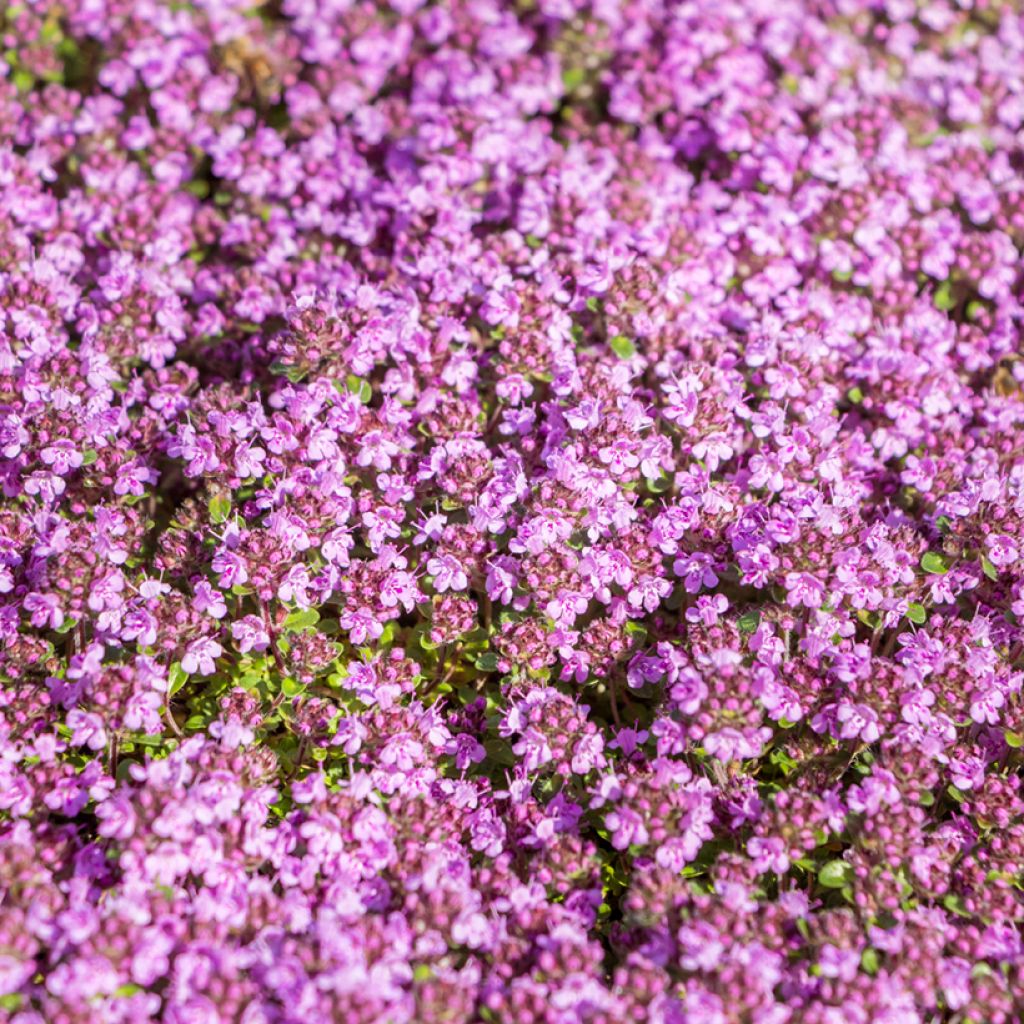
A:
2,0,1024,1021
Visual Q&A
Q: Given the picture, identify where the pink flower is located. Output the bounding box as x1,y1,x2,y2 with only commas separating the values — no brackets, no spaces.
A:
969,688,1004,725
427,553,467,593
40,440,83,475
985,533,1018,568
231,615,270,653
193,580,227,619
598,439,640,475
66,709,107,751
181,637,223,676
836,703,881,744
686,594,729,626
784,572,825,609
747,836,790,874
627,574,671,613
95,794,137,840
605,807,649,851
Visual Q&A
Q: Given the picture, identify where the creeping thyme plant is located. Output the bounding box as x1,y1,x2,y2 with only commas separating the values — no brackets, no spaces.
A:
3,0,1024,1021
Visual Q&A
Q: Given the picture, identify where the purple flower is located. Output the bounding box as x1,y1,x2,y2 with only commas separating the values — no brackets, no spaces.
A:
181,638,223,676
66,709,107,751
231,615,270,654
747,836,790,874
427,554,467,593
685,594,729,626
1,5,1021,1018
836,703,881,744
784,572,825,609
605,807,649,851
95,794,137,840
40,440,84,475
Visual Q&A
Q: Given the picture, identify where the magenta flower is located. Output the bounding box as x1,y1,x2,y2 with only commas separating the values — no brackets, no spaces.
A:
2,4,1022,1019
836,703,881,744
40,441,84,476
784,572,825,609
231,616,270,654
426,554,467,593
181,638,223,676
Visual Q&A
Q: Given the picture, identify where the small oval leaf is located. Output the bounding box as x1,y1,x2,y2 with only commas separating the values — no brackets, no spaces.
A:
209,494,231,524
609,334,636,360
920,551,950,575
818,859,852,889
906,603,927,624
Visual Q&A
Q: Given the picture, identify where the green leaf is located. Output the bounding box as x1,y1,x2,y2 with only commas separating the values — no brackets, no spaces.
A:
609,334,636,360
921,551,951,574
646,471,671,493
475,651,500,672
562,66,585,91
168,662,188,697
81,448,98,466
281,676,305,697
284,608,320,633
934,280,956,311
846,386,864,405
981,555,999,581
943,893,970,917
1004,730,1023,749
346,375,372,404
769,747,798,776
818,860,853,889
209,493,231,524
860,948,880,975
905,603,927,625
737,610,761,634
417,630,439,653
482,738,517,767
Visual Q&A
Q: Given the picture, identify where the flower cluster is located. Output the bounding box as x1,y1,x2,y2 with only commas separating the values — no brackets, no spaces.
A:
2,0,1024,1021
